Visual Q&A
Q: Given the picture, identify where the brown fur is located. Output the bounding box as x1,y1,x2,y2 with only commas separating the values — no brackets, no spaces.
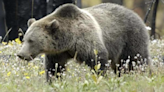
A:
17,3,150,82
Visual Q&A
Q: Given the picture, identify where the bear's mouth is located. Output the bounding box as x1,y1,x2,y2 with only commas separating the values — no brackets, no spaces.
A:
17,54,36,61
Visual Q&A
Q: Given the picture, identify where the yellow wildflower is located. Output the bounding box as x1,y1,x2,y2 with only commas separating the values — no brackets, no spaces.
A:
24,73,28,76
41,54,45,58
25,76,30,79
15,38,21,44
2,42,7,45
39,71,45,75
7,72,11,76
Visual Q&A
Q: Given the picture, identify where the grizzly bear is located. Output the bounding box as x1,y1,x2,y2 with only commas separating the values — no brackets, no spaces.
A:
17,3,149,82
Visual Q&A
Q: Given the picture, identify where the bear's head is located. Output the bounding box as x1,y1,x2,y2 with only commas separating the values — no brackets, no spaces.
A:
17,4,83,61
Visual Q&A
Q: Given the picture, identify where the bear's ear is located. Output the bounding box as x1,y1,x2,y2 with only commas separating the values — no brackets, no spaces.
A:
27,18,36,27
55,4,81,18
48,19,59,30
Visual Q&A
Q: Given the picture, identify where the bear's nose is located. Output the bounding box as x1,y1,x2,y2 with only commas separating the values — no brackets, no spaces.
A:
17,54,24,59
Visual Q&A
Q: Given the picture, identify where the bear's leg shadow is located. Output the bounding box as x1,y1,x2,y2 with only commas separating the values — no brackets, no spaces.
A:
44,52,71,83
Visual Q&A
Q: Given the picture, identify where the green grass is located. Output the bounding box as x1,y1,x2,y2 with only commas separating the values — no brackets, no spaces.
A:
0,39,164,92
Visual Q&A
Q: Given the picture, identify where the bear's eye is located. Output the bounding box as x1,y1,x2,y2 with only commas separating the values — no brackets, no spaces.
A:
28,39,34,43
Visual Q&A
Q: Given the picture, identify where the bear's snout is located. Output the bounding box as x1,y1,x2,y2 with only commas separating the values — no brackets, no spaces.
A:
17,53,33,61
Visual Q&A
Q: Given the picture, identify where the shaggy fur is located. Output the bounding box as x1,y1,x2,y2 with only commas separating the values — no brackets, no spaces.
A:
17,3,149,82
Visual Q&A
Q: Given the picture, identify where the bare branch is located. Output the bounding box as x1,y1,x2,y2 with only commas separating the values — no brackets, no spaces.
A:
151,0,159,39
144,0,156,23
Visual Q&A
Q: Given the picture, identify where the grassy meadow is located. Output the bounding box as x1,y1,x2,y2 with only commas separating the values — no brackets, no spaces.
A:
0,38,164,92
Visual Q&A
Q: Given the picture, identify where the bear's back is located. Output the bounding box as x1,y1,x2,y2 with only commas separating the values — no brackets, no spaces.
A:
83,3,148,45
83,3,149,61
84,3,146,35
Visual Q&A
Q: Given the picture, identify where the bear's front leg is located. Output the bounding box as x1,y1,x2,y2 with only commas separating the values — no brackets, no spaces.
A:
95,52,108,75
85,50,108,75
44,52,71,83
